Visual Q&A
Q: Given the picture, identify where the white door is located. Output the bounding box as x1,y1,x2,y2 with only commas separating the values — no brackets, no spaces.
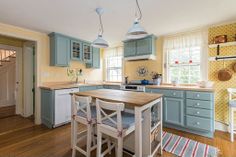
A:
23,42,34,117
15,47,23,115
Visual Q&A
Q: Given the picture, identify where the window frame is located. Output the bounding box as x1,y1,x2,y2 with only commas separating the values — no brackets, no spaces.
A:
166,46,202,84
104,47,123,82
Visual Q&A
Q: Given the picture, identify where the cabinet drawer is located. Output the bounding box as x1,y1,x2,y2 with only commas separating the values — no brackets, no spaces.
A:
186,115,212,131
162,90,184,98
186,91,213,101
186,107,212,118
148,89,184,98
186,99,213,110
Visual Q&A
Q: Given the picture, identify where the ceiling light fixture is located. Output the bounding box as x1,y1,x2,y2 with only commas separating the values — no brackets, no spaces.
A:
92,7,109,48
126,0,148,39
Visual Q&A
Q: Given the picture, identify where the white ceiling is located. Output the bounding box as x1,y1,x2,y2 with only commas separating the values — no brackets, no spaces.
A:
0,0,235,44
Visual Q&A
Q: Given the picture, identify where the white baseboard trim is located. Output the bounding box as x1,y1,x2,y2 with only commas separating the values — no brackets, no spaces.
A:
215,121,229,132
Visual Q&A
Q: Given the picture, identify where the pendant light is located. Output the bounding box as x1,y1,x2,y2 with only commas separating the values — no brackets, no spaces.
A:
92,8,109,48
126,0,148,39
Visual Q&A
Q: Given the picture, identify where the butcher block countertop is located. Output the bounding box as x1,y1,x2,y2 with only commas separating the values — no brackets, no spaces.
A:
40,82,121,90
146,84,215,92
74,89,163,107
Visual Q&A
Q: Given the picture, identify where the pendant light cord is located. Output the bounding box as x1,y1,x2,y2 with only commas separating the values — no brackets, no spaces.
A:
98,13,104,36
135,0,142,21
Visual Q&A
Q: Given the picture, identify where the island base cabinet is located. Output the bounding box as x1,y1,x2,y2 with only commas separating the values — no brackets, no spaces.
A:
163,97,184,126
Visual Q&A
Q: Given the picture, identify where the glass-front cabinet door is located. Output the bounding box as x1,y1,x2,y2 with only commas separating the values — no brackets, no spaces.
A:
83,43,92,63
71,40,82,61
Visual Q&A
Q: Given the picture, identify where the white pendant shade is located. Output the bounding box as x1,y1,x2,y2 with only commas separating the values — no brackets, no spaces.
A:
92,7,109,48
91,35,109,48
126,21,148,39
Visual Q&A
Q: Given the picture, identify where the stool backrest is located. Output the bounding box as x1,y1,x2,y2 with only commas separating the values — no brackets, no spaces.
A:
228,88,236,101
72,94,92,120
96,98,124,131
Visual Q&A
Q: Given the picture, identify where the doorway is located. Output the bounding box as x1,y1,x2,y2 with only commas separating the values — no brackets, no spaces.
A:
0,36,36,134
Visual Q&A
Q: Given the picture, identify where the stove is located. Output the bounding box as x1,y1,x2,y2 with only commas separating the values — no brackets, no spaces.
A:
120,84,146,92
120,80,153,92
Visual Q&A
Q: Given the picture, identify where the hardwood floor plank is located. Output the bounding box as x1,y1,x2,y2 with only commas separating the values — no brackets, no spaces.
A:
0,116,235,157
0,105,15,119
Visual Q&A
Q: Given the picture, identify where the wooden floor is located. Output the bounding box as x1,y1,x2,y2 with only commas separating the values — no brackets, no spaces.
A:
0,116,235,157
0,105,15,119
0,115,35,135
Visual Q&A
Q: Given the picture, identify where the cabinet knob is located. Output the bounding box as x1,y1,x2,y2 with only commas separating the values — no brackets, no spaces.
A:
173,92,176,96
195,103,200,106
196,111,200,114
196,94,200,97
194,122,200,125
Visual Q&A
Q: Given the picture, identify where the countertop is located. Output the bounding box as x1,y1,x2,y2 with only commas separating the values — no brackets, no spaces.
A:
146,84,214,92
74,89,162,107
40,82,121,90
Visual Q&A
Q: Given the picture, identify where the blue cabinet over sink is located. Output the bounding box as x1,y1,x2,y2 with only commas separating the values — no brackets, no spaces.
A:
49,32,100,68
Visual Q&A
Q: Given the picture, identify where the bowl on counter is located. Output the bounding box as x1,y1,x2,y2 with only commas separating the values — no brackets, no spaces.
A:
197,81,214,88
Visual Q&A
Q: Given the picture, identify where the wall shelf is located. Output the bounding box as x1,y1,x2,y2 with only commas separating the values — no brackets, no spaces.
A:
208,41,236,48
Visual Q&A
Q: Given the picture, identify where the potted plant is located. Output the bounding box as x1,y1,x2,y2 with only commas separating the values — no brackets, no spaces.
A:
150,72,162,85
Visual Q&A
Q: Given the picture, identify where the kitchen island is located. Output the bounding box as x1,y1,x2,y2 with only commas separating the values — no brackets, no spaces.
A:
74,89,163,157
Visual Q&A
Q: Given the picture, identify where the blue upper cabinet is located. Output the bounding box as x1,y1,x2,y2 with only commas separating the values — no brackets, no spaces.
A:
124,40,136,57
83,42,92,63
86,47,100,69
123,35,156,58
49,33,70,67
136,35,156,55
71,39,83,61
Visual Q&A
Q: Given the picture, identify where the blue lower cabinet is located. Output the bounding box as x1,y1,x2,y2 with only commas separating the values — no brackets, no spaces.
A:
103,85,120,90
163,97,184,126
146,88,215,138
41,89,54,128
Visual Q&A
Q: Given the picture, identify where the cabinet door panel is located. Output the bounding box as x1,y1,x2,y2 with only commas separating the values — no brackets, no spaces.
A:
83,43,92,63
136,37,152,55
163,97,184,126
71,40,82,61
124,41,136,57
55,35,70,66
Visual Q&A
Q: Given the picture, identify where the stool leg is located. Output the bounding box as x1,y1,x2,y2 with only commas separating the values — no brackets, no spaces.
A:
72,120,77,157
96,129,102,157
117,137,123,157
107,139,112,155
231,109,234,142
86,125,92,157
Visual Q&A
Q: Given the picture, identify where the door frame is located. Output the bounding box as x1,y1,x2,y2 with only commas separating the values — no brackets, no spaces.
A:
0,24,42,125
0,44,22,115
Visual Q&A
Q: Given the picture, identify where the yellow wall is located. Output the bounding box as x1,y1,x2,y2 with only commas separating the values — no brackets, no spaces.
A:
0,35,24,47
208,23,236,124
0,23,103,84
124,37,163,80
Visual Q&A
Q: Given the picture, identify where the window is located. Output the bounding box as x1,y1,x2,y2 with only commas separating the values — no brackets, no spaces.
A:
104,47,123,82
164,31,208,84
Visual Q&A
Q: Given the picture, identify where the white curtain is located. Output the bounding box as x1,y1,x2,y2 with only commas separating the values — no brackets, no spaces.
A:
163,30,208,81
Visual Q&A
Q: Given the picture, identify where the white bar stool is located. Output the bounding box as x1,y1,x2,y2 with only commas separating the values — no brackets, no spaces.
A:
71,95,97,157
227,88,236,142
96,98,135,157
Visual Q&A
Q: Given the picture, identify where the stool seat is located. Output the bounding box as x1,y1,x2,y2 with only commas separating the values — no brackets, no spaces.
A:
229,100,236,107
102,112,135,129
77,106,97,119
